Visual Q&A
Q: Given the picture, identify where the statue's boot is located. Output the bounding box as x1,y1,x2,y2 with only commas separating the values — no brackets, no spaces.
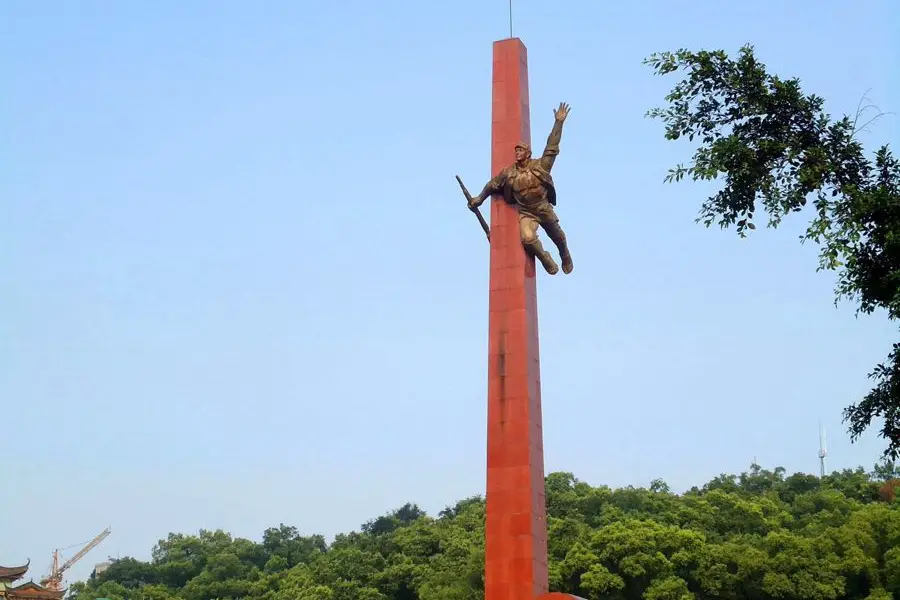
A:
525,239,559,274
560,251,573,274
545,221,573,274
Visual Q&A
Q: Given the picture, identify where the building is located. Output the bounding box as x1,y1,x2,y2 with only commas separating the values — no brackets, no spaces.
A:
92,562,111,578
0,562,64,600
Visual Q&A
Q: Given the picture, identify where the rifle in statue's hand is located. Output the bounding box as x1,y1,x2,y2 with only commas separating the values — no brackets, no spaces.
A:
455,175,490,242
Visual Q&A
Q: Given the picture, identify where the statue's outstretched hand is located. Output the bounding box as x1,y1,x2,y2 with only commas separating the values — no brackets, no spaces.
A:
554,102,570,122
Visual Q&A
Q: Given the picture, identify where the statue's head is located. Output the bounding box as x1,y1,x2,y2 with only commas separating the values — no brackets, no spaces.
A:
514,142,532,162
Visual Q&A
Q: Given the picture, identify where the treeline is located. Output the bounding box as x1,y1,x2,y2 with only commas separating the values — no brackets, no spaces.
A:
70,464,900,600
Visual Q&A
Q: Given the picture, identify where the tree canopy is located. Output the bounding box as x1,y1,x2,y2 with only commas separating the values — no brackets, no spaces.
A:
643,45,900,458
70,464,899,600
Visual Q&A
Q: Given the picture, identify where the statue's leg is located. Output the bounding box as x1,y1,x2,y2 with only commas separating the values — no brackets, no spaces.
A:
519,210,559,274
539,206,573,274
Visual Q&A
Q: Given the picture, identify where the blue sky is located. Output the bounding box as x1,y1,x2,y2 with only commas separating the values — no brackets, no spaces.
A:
2,0,897,586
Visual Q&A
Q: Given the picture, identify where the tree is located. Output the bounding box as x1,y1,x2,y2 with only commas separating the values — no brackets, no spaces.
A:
871,460,900,482
68,465,900,600
644,44,900,458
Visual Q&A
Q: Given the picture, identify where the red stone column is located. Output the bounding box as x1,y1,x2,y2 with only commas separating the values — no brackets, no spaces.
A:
484,37,548,600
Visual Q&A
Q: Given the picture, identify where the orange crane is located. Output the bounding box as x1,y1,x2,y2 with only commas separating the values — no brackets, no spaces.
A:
41,527,111,591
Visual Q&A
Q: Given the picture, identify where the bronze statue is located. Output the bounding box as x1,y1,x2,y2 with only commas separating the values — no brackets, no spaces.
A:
468,102,573,274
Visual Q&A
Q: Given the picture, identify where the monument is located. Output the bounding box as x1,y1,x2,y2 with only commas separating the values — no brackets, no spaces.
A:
456,37,584,600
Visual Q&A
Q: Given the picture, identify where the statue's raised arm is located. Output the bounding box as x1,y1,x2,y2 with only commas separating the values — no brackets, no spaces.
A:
539,102,570,172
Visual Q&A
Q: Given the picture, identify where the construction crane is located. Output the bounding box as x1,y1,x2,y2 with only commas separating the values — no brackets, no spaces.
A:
41,527,111,591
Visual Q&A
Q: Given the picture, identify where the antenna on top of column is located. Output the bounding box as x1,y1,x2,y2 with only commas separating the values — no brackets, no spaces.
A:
509,0,513,38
